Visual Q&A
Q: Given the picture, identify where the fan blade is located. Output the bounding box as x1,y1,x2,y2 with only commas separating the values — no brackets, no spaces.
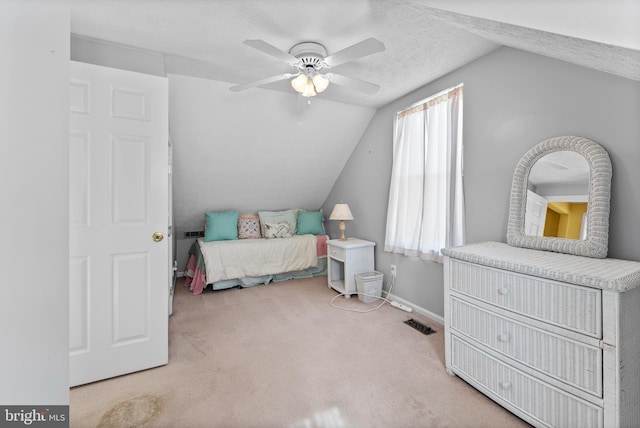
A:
244,39,299,64
327,73,380,94
323,38,385,67
229,73,295,92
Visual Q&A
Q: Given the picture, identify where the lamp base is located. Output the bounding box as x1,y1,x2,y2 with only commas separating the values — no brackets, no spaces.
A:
339,220,347,240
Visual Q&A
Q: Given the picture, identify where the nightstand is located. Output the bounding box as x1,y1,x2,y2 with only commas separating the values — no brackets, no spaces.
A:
327,238,375,298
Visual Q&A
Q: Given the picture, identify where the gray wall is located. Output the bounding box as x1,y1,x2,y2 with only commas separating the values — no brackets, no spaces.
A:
169,74,375,271
323,47,640,320
1,2,70,404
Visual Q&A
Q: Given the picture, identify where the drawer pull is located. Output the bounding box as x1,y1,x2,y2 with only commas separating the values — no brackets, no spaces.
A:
499,381,512,390
497,287,509,296
497,333,511,342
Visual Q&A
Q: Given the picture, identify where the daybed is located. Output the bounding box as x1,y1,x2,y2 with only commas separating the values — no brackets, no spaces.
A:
184,209,328,295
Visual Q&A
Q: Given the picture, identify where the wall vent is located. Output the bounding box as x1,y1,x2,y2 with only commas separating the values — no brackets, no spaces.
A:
184,231,204,238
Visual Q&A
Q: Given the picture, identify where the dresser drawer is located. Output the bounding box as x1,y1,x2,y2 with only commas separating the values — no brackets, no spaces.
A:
451,335,603,428
450,297,602,397
449,260,602,337
328,245,346,261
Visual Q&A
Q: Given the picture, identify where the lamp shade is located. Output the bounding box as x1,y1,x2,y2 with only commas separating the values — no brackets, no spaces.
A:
312,74,330,93
291,74,308,93
291,70,330,97
329,203,354,221
301,80,317,97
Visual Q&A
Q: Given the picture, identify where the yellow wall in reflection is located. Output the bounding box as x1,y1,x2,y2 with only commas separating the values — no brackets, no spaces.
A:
543,202,588,239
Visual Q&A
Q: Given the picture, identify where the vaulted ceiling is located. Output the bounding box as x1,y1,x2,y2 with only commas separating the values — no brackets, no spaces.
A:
70,0,640,109
68,1,640,237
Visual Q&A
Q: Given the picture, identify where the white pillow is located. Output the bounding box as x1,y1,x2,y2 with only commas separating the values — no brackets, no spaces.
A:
263,222,292,239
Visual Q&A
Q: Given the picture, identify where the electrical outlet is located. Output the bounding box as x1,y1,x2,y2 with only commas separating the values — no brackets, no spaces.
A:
390,264,397,277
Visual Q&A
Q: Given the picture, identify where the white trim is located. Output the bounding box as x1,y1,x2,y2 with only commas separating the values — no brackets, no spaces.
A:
383,290,444,325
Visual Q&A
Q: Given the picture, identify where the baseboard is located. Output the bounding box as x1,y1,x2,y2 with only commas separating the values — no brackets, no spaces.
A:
383,290,444,325
176,271,185,278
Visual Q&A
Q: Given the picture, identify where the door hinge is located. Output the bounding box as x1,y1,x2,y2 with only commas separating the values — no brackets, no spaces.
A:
168,225,172,238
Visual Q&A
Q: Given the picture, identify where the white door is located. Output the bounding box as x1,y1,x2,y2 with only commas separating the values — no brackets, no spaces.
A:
69,61,169,387
525,189,548,236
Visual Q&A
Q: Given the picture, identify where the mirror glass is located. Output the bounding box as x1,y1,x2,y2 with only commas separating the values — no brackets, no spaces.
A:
507,136,611,258
524,151,590,239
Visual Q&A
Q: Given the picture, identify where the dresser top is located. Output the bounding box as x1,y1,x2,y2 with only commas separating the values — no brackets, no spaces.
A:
443,241,640,292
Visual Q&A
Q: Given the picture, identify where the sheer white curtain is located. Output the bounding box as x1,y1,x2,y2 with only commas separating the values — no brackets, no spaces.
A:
384,85,464,262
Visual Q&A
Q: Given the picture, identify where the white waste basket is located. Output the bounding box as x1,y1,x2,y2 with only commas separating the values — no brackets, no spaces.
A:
355,271,384,303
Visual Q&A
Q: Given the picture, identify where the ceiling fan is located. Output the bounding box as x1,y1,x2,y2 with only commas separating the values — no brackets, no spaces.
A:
229,38,385,97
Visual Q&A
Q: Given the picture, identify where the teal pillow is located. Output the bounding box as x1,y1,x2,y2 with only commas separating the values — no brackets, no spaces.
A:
296,210,325,235
204,210,239,242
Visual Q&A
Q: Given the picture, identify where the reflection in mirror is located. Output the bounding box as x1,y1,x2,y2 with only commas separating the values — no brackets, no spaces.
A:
507,136,611,258
524,151,590,240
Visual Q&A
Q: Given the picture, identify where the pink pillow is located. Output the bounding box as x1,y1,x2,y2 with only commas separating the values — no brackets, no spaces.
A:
238,215,261,239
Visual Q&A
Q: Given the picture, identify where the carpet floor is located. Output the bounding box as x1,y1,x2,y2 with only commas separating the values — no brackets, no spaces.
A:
70,276,530,428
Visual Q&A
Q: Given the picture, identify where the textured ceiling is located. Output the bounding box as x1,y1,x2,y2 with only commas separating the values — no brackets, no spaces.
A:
69,0,640,108
529,151,590,187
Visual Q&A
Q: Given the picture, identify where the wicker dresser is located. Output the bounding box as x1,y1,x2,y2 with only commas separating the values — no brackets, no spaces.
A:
443,242,640,428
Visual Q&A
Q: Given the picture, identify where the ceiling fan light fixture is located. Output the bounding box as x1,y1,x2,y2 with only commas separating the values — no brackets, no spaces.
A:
291,68,326,97
312,74,329,93
231,38,384,98
301,80,317,97
291,74,308,93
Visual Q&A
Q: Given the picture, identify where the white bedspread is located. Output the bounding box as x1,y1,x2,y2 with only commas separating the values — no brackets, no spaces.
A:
197,234,318,284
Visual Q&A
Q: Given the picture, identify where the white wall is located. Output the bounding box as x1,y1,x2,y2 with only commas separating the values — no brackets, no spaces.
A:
0,1,70,404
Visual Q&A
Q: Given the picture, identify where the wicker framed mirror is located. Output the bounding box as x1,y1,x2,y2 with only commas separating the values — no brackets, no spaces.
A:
506,136,612,258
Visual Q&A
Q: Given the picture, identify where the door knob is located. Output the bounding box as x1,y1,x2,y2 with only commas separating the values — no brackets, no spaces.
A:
152,232,164,242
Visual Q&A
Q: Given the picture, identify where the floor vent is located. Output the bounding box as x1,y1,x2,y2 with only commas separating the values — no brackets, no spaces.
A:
404,319,435,335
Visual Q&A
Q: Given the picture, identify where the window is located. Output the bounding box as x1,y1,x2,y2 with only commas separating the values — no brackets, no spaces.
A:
384,85,464,262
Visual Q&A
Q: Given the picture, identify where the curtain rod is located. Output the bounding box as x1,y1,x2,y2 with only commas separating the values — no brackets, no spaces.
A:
397,84,463,118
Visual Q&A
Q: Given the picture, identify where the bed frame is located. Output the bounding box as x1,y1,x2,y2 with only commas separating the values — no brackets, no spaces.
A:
184,235,328,294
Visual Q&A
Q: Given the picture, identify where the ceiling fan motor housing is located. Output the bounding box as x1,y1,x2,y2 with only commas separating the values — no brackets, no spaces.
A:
289,42,328,70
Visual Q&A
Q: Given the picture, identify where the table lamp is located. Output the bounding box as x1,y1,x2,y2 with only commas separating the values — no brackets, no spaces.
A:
329,203,354,240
